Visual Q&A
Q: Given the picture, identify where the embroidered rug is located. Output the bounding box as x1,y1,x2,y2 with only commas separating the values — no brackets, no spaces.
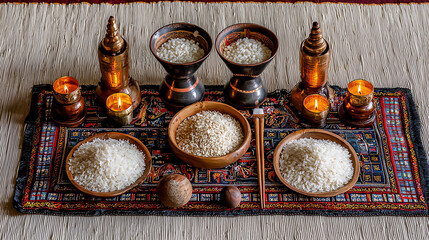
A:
1,0,426,4
13,85,429,216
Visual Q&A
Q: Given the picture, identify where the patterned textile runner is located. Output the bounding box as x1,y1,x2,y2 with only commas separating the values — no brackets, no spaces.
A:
1,0,427,4
13,85,429,216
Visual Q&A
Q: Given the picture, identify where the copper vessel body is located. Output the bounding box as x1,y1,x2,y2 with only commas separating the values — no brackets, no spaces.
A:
96,42,141,109
291,43,331,112
98,43,130,90
299,41,330,89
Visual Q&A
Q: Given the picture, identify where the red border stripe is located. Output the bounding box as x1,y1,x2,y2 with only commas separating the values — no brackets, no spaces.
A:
1,0,429,4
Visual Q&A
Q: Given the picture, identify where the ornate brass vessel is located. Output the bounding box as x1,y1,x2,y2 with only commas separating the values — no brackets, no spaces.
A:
95,17,141,109
291,22,333,113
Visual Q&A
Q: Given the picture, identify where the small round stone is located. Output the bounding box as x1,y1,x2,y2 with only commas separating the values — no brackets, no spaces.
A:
157,174,193,208
220,186,241,208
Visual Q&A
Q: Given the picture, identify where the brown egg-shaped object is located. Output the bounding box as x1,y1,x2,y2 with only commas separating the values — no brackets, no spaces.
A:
157,174,193,208
220,186,242,208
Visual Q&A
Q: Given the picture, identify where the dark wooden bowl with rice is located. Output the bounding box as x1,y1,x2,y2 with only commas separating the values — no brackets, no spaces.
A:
65,132,152,198
168,101,251,169
273,129,360,198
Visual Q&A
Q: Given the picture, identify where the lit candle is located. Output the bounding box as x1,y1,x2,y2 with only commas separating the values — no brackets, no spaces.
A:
51,76,86,126
302,94,329,128
339,79,376,127
106,93,133,126
347,79,373,106
53,76,80,104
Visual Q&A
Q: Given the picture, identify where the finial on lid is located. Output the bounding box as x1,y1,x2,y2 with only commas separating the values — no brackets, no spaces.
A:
101,16,125,53
303,22,327,56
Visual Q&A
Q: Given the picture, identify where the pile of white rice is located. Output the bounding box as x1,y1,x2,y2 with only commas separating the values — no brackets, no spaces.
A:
68,138,146,192
223,37,272,64
279,138,353,193
176,111,244,157
156,38,205,63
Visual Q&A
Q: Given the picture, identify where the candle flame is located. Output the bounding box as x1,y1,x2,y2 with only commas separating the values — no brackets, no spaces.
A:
358,84,362,95
118,96,122,109
315,99,318,111
64,85,69,94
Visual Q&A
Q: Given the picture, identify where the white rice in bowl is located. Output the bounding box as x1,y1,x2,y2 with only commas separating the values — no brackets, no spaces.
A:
176,110,244,157
68,138,146,192
156,38,205,63
223,37,272,64
279,138,354,193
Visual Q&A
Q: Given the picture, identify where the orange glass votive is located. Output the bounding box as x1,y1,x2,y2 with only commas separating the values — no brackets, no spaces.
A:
106,93,133,126
339,79,376,127
53,76,81,104
347,79,374,107
302,94,330,128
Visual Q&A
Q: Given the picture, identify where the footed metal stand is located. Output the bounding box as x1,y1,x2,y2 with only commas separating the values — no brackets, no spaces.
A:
224,76,267,109
95,77,141,110
339,104,376,128
159,75,205,108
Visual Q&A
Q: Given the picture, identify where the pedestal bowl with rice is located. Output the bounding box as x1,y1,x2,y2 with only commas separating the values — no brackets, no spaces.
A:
150,23,212,108
215,23,279,109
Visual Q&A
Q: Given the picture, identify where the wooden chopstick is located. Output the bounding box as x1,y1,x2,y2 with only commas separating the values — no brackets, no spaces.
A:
253,111,265,208
259,116,265,209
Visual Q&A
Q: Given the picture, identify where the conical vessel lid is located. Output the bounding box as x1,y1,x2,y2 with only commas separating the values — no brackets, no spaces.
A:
101,16,125,53
303,22,327,56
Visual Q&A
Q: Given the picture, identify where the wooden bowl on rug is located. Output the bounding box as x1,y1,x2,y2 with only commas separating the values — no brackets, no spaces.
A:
273,129,360,197
65,132,152,198
168,101,251,169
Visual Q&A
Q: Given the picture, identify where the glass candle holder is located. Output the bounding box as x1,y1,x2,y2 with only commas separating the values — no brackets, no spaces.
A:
348,79,374,106
51,76,86,127
53,76,80,104
106,93,133,126
302,94,330,128
339,79,376,127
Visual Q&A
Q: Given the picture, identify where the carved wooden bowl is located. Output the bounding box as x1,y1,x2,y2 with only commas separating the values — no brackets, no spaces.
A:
65,132,152,198
273,129,360,197
168,101,251,169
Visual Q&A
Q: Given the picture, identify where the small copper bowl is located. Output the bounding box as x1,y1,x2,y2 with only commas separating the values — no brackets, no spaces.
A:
168,101,251,169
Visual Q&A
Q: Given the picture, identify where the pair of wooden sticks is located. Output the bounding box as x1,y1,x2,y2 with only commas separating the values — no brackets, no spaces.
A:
253,108,265,208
